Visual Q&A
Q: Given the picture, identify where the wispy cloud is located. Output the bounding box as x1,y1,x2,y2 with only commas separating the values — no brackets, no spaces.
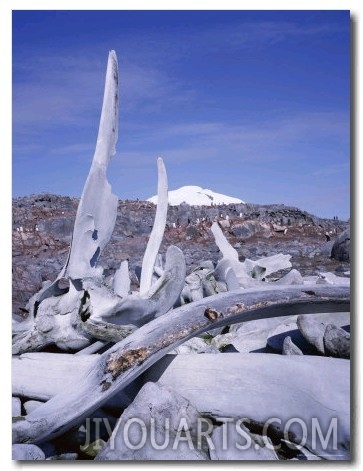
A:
12,11,349,219
13,14,347,133
312,162,350,178
117,110,349,159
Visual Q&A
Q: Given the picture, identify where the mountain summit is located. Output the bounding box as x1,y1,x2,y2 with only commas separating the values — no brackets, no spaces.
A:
147,185,245,206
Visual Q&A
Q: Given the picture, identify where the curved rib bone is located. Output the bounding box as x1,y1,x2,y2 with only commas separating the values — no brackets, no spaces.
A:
13,284,349,445
140,157,168,295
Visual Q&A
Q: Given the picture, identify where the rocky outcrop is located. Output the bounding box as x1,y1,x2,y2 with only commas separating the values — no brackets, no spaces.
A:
12,194,349,317
331,228,350,262
231,221,270,238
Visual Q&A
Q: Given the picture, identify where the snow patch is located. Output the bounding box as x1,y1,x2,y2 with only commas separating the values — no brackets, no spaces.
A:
147,185,245,206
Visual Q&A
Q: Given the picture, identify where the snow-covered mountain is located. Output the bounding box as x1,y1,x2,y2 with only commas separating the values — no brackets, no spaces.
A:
147,185,245,206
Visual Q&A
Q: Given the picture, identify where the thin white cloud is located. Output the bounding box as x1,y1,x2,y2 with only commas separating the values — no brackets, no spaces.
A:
312,162,350,177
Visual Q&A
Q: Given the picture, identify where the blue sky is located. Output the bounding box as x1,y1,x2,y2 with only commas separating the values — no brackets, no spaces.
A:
12,10,350,219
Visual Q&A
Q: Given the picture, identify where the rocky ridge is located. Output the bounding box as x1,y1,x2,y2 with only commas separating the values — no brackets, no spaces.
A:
12,193,349,318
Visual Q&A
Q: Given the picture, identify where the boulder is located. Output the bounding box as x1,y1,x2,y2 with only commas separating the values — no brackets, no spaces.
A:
218,219,230,229
318,241,335,257
323,324,350,359
296,315,326,354
37,217,74,240
273,223,287,232
331,228,350,262
232,221,270,238
210,421,278,460
96,382,209,460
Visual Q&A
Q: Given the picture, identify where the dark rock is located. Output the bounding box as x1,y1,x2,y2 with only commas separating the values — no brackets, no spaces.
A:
186,225,200,239
323,324,350,359
318,240,334,257
96,381,209,460
232,221,270,238
12,194,350,317
335,264,347,273
331,228,350,262
38,217,74,240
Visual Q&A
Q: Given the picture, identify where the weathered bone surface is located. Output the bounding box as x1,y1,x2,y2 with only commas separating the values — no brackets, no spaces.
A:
139,157,168,295
112,260,131,297
89,245,186,327
12,353,98,401
12,397,21,417
12,51,120,354
212,311,349,354
12,444,46,460
144,353,349,459
210,421,279,460
181,264,226,304
12,282,91,355
64,50,119,281
297,314,326,354
96,381,209,460
12,285,349,445
12,54,186,355
211,222,292,288
211,221,239,261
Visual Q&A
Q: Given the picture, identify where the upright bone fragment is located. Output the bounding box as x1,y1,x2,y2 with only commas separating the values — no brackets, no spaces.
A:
63,50,119,280
12,51,120,354
211,222,239,261
140,157,168,295
100,245,186,327
211,221,292,287
112,260,131,298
